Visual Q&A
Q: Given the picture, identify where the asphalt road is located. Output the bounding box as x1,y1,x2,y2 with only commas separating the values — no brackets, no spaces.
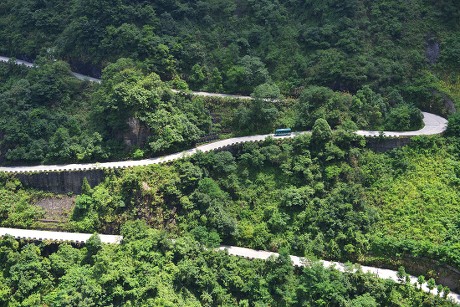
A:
0,111,447,174
0,56,456,303
0,56,252,99
0,54,448,140
219,245,460,303
0,226,458,303
0,227,122,244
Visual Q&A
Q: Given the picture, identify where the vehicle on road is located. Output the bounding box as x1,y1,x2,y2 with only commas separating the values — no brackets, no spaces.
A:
274,128,292,136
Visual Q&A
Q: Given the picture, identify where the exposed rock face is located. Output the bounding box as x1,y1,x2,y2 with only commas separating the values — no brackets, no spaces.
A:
123,117,150,148
35,196,75,223
426,37,440,65
401,256,460,292
428,90,457,116
439,91,457,114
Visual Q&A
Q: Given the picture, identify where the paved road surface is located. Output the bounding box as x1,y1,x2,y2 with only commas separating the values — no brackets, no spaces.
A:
0,56,34,68
0,57,450,172
0,226,457,303
219,245,460,303
356,112,448,137
0,56,253,99
0,227,122,244
1,56,456,303
0,112,447,174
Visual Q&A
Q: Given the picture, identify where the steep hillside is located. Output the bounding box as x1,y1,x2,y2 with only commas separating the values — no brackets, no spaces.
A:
0,0,458,107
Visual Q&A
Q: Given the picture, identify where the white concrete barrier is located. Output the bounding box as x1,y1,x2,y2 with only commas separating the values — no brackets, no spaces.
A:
0,227,122,244
218,245,460,304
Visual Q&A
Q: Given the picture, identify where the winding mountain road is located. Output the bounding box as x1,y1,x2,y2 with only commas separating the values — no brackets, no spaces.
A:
0,56,456,303
0,111,447,174
219,245,460,303
0,57,450,172
0,56,448,173
0,56,251,99
0,226,458,303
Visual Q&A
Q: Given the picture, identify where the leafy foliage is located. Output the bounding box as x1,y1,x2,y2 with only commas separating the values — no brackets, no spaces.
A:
0,59,105,164
0,229,455,306
0,0,458,105
0,57,211,163
0,0,459,304
63,130,460,282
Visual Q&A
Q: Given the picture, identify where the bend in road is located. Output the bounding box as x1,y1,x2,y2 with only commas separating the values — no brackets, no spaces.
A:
0,56,455,302
0,56,252,99
0,226,458,303
357,112,448,137
0,55,448,145
218,245,460,304
0,112,447,174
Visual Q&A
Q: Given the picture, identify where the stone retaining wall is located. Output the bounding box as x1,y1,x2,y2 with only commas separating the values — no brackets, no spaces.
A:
17,169,105,194
365,136,412,152
13,136,411,194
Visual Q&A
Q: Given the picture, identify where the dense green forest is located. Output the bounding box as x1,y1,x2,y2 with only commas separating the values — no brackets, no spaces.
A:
0,224,456,306
1,119,459,295
0,0,459,98
0,59,212,164
0,0,460,305
62,121,460,270
0,0,458,164
0,58,424,164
